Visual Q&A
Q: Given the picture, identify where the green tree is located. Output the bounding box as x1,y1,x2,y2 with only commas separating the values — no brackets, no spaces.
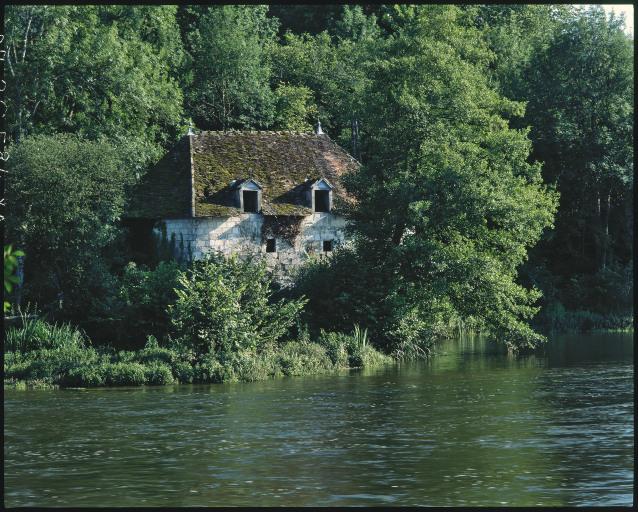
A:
345,5,558,351
181,5,278,130
471,6,633,322
521,7,633,282
5,134,129,320
4,5,185,147
272,83,318,131
269,10,379,150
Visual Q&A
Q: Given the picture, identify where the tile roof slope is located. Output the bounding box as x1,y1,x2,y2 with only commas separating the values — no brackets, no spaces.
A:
125,136,193,219
126,130,359,219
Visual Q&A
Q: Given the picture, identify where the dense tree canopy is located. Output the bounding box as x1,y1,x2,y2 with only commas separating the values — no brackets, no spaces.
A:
474,6,634,319
180,5,278,130
5,6,185,147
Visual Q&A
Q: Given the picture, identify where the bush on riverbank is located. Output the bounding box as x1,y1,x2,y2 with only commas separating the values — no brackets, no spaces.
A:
4,320,392,389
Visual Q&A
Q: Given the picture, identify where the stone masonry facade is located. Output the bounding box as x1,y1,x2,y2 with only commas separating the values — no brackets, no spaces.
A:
156,212,348,279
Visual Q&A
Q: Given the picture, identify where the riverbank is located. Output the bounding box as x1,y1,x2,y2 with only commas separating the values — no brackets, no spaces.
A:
4,319,393,390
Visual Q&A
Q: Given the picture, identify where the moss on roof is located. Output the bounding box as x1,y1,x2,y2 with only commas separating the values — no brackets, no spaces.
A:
126,130,359,219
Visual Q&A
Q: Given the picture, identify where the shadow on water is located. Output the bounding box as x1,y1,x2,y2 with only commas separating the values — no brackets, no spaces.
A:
4,332,634,507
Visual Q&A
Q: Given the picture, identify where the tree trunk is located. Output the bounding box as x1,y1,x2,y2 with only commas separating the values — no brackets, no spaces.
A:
602,189,611,270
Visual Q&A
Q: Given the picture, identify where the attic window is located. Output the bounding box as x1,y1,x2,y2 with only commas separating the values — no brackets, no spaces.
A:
323,240,333,252
243,190,259,213
314,190,330,212
266,238,276,253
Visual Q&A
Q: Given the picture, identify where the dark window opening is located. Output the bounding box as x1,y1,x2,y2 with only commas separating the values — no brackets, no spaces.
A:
243,190,259,212
323,240,333,252
314,190,330,212
266,238,276,253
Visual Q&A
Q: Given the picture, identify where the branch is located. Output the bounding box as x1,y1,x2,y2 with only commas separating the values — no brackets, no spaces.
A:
22,10,34,63
6,45,16,78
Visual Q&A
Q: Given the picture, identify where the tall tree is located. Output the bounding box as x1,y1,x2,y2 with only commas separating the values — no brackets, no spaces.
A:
519,7,633,314
345,5,558,351
269,6,380,150
6,134,130,321
181,5,278,130
5,6,185,147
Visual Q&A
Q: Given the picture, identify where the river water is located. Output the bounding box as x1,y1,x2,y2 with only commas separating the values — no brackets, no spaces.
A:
4,332,634,506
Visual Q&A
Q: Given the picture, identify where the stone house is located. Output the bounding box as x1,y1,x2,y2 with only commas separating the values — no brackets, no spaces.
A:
126,127,359,277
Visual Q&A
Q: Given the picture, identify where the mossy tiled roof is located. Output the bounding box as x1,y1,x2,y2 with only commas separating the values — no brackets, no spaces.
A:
126,130,359,219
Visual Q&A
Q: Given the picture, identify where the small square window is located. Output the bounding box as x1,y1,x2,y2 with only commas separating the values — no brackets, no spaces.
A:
266,238,276,253
323,240,333,252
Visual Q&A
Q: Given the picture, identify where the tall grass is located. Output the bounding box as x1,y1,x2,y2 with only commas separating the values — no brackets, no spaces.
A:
5,312,88,352
353,324,368,348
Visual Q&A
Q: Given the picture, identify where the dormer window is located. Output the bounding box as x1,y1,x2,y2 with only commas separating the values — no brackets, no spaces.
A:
307,178,333,213
314,190,330,212
232,178,263,213
243,191,258,212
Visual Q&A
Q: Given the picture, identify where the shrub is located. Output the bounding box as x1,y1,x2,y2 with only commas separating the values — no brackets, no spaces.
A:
4,353,32,381
386,309,439,359
169,254,307,357
171,360,195,384
105,362,147,386
144,362,175,385
229,351,281,382
317,331,350,367
114,350,137,363
117,261,182,344
318,329,393,368
276,341,335,376
62,365,108,387
193,354,226,383
136,347,179,365
16,345,101,383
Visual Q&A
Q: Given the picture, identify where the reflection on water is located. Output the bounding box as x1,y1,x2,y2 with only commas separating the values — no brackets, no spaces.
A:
4,332,633,506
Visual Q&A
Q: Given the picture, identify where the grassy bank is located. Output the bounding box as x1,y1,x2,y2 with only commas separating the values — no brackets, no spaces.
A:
4,319,393,390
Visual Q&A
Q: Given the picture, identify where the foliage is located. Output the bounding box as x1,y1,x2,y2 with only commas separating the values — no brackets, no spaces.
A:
116,261,182,344
5,315,89,353
344,5,558,351
3,4,632,358
316,328,393,368
5,5,185,147
169,254,307,357
478,5,634,320
104,362,148,386
4,245,25,313
269,19,377,152
272,83,318,131
5,134,128,321
4,315,392,389
181,5,278,130
63,365,107,387
143,362,175,385
274,341,334,376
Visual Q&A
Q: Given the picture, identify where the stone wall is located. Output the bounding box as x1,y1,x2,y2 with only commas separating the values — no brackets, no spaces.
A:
156,213,348,279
